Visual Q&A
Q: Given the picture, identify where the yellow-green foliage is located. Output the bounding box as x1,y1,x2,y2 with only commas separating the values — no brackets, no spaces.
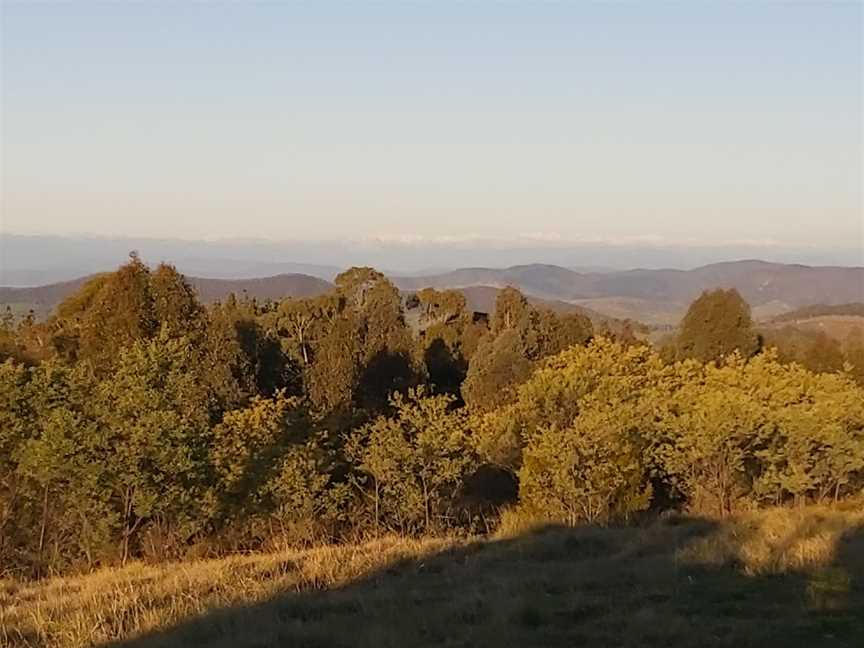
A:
462,287,592,412
519,405,653,525
346,388,477,534
474,339,668,468
209,392,346,545
475,340,666,523
475,339,864,523
655,350,864,514
4,258,864,582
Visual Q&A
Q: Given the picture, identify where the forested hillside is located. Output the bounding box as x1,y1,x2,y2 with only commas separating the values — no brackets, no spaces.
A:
1,256,863,585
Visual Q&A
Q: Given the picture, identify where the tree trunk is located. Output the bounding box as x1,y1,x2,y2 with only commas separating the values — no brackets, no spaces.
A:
374,479,380,537
421,476,430,532
37,483,50,568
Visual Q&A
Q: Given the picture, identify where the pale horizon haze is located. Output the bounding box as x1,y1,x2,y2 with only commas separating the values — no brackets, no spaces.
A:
1,2,862,258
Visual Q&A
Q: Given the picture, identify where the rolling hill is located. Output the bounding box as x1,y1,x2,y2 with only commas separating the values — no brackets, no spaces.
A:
188,275,333,303
2,260,862,326
0,274,333,317
394,260,864,324
768,303,864,323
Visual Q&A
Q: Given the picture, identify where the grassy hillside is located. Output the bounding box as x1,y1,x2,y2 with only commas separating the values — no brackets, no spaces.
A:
761,315,864,343
3,504,862,648
769,303,864,323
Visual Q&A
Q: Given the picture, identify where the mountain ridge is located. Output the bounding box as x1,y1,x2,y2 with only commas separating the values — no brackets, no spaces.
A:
2,260,862,326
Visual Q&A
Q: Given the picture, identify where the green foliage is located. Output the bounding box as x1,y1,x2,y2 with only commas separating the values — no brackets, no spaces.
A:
209,391,344,545
463,287,592,412
474,339,663,523
413,288,486,399
346,389,477,534
88,331,215,561
149,263,206,336
210,391,311,518
676,288,761,362
476,339,864,521
272,268,422,416
473,338,666,469
462,329,534,412
3,257,864,579
65,253,158,368
519,410,652,525
652,351,864,513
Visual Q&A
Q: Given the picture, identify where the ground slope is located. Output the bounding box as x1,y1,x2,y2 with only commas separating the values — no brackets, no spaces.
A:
3,504,862,648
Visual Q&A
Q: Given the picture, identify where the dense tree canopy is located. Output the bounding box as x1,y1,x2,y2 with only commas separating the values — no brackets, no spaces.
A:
2,257,862,579
676,288,761,362
463,287,593,411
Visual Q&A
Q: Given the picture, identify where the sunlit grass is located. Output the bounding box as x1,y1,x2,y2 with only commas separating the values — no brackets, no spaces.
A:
2,504,862,648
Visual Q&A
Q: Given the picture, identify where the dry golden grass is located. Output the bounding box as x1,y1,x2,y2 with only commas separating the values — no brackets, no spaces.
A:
2,504,863,648
679,503,864,574
1,536,460,648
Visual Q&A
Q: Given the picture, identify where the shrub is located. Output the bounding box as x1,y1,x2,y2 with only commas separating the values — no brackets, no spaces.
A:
345,389,477,534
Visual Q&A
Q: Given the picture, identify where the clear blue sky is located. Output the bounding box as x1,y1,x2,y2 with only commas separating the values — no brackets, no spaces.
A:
1,2,861,250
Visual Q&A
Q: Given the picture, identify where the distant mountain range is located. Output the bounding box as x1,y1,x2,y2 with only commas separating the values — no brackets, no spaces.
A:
2,260,862,326
3,234,862,287
392,261,864,324
0,274,333,317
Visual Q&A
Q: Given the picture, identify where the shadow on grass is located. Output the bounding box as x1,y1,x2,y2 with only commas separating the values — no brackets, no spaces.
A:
105,516,864,648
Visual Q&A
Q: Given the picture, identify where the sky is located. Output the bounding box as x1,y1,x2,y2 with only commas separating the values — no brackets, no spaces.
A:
1,2,862,255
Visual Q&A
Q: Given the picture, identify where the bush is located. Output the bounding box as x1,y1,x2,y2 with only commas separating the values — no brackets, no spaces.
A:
519,409,652,525
345,389,477,534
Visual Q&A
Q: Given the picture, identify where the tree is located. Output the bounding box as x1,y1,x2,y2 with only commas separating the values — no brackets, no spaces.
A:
412,288,487,400
345,389,477,534
676,289,760,363
266,295,338,367
74,253,158,369
519,408,652,525
48,256,210,372
473,338,669,471
3,360,115,573
89,331,214,562
462,329,533,412
801,332,845,374
305,267,421,415
415,288,467,328
203,294,297,411
651,350,864,513
0,360,35,565
209,391,312,521
652,356,760,516
462,288,592,412
149,263,206,337
491,286,530,333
